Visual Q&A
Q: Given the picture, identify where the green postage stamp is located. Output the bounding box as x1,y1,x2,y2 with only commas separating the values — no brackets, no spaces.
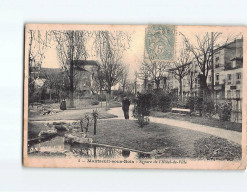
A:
144,25,176,61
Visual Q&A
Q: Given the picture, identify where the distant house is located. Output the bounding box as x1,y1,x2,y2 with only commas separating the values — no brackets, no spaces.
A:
167,38,243,122
31,60,99,102
73,60,99,96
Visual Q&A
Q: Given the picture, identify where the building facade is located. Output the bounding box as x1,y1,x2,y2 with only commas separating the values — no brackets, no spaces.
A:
167,38,243,122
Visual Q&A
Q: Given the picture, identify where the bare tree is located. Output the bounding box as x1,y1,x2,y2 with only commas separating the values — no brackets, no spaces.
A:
41,70,64,101
93,31,132,96
91,67,106,101
53,30,88,107
126,81,135,94
181,32,239,99
119,66,129,92
28,30,51,102
138,62,150,92
186,67,197,95
140,56,170,90
169,47,192,99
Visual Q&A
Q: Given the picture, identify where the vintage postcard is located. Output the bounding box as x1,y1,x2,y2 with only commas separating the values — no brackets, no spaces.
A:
23,24,246,169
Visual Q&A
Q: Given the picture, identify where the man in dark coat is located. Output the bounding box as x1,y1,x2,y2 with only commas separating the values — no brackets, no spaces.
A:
122,96,131,119
60,99,67,110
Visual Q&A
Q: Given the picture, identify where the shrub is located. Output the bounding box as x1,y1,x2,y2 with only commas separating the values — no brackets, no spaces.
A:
194,96,203,114
90,99,99,105
187,96,214,116
117,91,135,102
218,101,232,121
175,101,187,109
151,91,173,112
202,98,215,117
133,93,152,127
186,96,196,111
98,94,107,101
157,92,173,112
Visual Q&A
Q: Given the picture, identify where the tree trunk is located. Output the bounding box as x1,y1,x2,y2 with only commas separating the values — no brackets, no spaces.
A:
155,79,160,90
107,84,112,101
94,117,97,135
199,74,209,101
179,78,183,101
69,61,74,108
190,73,193,96
144,77,147,92
100,89,102,108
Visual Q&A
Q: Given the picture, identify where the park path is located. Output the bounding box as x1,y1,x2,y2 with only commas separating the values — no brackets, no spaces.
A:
107,106,242,145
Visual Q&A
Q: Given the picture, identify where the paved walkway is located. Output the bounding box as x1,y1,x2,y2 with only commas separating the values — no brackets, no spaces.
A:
108,106,242,145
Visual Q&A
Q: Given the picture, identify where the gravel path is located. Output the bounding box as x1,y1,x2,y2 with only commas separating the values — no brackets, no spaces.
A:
108,106,242,145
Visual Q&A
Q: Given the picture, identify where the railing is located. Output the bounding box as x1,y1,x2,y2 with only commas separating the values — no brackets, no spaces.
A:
226,98,242,123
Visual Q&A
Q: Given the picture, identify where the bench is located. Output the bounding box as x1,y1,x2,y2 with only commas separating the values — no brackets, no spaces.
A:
171,108,191,115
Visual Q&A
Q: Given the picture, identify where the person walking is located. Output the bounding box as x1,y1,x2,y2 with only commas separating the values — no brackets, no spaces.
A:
122,96,130,119
60,98,67,110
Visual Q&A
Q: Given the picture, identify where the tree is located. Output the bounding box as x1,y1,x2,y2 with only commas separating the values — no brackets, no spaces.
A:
138,62,150,92
119,66,129,92
186,64,197,95
28,30,51,102
53,30,88,107
181,32,241,100
140,56,170,90
93,30,132,96
41,70,64,101
126,81,135,94
181,33,217,99
91,66,106,103
169,46,192,100
181,32,239,99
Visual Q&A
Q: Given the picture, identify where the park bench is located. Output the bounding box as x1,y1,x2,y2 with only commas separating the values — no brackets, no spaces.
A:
171,108,191,115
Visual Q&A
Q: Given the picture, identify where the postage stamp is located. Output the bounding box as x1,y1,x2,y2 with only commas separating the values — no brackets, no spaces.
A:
144,25,176,61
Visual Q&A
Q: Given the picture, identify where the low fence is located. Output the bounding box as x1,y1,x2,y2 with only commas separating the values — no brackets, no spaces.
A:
178,96,242,123
215,98,242,123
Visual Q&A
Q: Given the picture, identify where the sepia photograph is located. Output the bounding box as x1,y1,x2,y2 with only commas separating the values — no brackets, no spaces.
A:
23,24,246,169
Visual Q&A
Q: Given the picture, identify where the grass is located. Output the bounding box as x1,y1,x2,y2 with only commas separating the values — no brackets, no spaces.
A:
28,119,242,160
194,136,241,161
87,119,214,158
151,111,242,132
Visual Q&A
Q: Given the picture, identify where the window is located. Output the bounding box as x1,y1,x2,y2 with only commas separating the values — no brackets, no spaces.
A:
228,74,232,80
216,74,219,81
215,57,219,62
236,72,241,80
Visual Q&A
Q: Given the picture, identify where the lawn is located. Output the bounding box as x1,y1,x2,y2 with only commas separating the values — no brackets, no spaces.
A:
151,111,242,132
86,119,241,160
194,136,241,161
28,119,242,160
